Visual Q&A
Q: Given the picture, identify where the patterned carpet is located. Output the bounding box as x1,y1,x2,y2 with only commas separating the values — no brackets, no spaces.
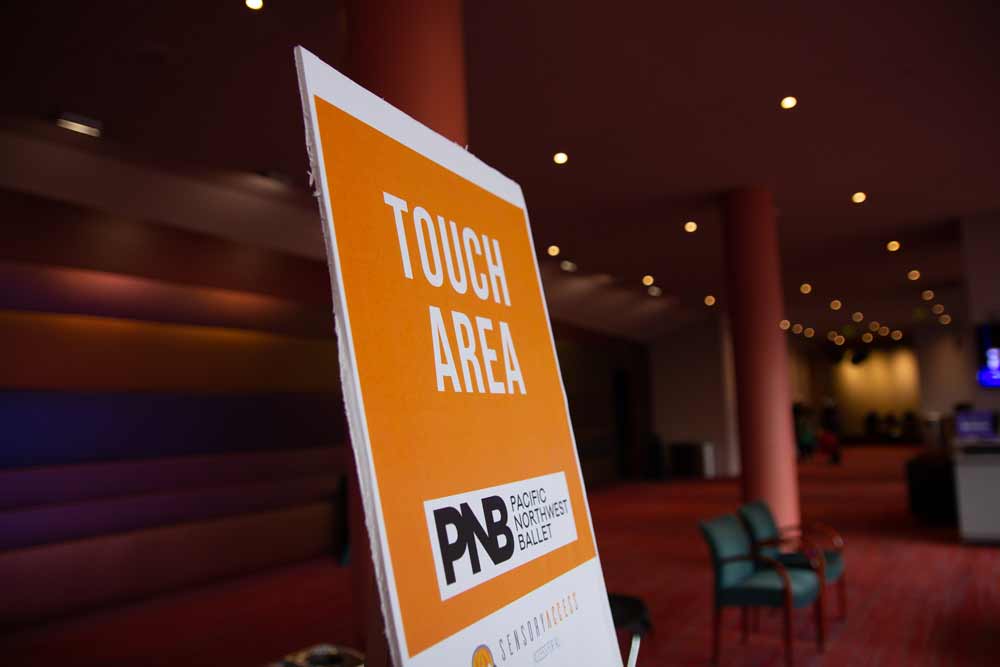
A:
594,447,1000,666
3,447,998,666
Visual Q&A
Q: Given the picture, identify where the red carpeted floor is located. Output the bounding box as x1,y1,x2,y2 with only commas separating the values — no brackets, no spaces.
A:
3,447,998,666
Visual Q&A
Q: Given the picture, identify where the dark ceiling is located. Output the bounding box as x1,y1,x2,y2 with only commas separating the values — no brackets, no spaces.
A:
2,0,998,340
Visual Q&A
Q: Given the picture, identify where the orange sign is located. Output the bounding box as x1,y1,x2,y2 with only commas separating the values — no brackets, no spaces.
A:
296,48,620,667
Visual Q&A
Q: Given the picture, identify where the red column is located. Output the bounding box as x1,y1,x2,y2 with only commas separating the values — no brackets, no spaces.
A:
723,187,801,526
344,2,469,663
348,0,468,145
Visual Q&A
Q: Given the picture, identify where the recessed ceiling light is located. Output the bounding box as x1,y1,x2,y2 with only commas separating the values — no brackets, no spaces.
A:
246,0,263,9
852,311,864,322
869,321,881,332
792,323,804,334
780,96,798,110
55,113,102,137
891,329,903,341
886,240,901,252
779,320,791,331
907,269,921,281
799,282,812,294
547,245,560,257
827,330,838,341
830,299,842,311
803,327,815,338
862,332,874,343
684,221,698,233
879,326,890,336
559,260,577,272
834,335,846,346
553,152,568,165
704,294,716,306
642,275,655,286
921,289,935,301
931,304,945,315
939,314,952,325
648,285,663,297
851,191,867,204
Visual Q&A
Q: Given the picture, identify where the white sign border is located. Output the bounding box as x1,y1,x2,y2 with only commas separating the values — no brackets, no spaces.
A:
294,46,617,666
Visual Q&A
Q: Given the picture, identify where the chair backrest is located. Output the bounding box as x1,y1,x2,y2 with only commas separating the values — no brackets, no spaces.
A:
738,500,781,558
699,514,755,591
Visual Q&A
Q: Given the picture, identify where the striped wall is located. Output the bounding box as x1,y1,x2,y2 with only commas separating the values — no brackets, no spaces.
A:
0,190,351,627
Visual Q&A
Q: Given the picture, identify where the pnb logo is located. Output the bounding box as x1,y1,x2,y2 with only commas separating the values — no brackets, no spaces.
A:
433,495,514,586
425,473,577,600
471,644,495,667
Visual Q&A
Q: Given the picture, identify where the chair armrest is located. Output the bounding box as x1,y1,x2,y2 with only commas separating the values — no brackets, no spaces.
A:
779,522,845,550
718,553,819,597
804,522,845,549
755,554,794,602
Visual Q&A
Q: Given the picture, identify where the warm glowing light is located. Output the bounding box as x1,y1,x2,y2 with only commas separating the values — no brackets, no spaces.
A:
886,240,901,252
907,269,921,281
245,0,263,9
852,311,864,322
792,323,804,334
648,285,663,297
869,321,881,331
799,282,812,294
834,335,846,346
891,329,903,341
862,332,874,343
830,299,842,311
804,327,815,338
546,245,560,257
684,221,698,233
931,304,945,315
779,320,792,331
921,290,935,301
56,117,101,137
879,326,890,336
553,152,568,165
939,314,952,325
559,260,577,272
780,96,798,110
704,294,717,306
827,330,838,341
642,275,655,286
851,191,867,204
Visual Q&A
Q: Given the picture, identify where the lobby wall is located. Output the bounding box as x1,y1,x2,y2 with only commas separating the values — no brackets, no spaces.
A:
0,188,349,627
649,313,740,477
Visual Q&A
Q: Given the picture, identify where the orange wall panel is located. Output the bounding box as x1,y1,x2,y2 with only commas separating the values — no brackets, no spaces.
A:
1,310,340,392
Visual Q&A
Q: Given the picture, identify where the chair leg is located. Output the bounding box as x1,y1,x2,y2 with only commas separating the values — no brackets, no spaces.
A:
784,601,794,667
741,607,749,644
815,592,826,653
712,606,722,665
838,575,847,619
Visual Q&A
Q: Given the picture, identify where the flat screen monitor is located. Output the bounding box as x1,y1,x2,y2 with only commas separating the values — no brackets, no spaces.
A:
976,323,1000,388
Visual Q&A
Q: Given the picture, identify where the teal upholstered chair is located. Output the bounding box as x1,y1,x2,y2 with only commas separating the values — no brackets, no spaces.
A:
700,514,823,667
738,500,846,620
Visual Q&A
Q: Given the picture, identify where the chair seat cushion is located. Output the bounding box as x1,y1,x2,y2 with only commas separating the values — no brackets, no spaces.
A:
777,550,844,583
720,568,820,608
